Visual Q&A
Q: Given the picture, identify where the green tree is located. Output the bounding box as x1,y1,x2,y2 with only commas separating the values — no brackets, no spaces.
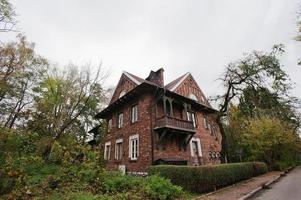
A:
214,45,297,162
238,86,300,130
226,106,301,168
0,0,16,32
28,65,108,142
0,35,48,128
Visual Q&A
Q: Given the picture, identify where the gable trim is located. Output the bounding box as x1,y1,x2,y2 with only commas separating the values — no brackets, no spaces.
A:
123,71,143,85
170,72,190,91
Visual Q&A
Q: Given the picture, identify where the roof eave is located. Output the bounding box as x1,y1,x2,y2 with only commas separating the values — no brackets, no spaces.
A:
95,82,160,119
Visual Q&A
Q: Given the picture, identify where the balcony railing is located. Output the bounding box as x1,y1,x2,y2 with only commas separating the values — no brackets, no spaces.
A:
154,116,196,133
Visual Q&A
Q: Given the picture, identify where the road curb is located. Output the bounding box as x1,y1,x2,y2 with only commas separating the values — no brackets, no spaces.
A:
238,167,295,200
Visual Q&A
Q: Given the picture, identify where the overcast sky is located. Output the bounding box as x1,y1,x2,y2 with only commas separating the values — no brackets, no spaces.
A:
2,0,301,101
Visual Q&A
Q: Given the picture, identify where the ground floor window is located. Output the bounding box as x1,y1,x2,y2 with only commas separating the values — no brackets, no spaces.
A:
190,137,202,157
104,141,111,160
129,134,139,160
115,139,123,160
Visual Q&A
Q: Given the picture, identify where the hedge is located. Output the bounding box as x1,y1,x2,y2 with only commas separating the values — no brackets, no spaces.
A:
148,162,268,193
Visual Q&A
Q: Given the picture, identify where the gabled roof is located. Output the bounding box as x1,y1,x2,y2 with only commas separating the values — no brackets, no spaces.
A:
96,69,218,119
123,71,144,85
165,72,190,91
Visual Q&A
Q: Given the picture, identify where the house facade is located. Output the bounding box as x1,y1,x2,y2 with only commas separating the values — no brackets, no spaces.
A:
95,68,221,173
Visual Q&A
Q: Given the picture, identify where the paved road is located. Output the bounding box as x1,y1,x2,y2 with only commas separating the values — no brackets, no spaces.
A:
251,165,301,200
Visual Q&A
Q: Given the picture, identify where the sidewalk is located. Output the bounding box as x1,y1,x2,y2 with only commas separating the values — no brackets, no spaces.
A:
195,171,282,200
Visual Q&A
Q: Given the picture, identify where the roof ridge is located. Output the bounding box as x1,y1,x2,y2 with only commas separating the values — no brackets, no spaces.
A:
165,72,190,91
123,71,144,85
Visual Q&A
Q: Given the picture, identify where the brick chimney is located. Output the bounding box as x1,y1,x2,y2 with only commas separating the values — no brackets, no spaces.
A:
146,68,164,87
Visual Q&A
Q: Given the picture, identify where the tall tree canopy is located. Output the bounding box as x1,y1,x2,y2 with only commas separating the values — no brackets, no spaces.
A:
215,45,300,162
0,0,16,32
0,35,48,128
225,105,301,168
28,65,108,142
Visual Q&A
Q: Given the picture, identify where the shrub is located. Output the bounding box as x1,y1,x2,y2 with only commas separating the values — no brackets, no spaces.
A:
102,172,144,193
148,162,267,193
253,162,268,175
48,141,64,164
145,175,183,200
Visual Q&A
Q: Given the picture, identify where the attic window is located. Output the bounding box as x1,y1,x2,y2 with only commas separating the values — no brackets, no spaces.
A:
188,93,198,102
119,90,126,98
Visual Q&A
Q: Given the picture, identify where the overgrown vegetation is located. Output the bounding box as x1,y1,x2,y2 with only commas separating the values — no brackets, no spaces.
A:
225,106,301,170
0,129,184,199
213,44,301,163
149,162,268,193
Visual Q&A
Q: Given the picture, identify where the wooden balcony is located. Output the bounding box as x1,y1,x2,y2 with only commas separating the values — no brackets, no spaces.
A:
154,116,196,133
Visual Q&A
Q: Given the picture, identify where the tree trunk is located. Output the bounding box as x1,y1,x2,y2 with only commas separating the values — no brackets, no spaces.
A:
217,117,228,163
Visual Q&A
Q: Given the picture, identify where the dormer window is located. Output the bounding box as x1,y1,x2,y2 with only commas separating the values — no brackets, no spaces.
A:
119,90,126,98
188,93,198,102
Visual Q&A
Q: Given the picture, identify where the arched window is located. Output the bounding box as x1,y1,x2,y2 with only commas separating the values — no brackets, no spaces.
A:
119,90,126,98
188,93,198,102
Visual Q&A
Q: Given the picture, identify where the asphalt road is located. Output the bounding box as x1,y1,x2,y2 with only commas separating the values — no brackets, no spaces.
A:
251,165,301,200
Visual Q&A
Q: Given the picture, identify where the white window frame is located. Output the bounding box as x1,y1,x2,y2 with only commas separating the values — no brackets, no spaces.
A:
104,141,111,160
108,119,112,131
210,123,214,136
190,137,202,157
187,111,196,127
129,134,139,160
119,90,126,98
203,115,209,129
117,113,123,128
115,138,123,160
188,93,198,102
131,105,138,123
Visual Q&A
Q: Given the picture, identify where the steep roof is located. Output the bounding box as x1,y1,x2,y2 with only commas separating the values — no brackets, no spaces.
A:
165,72,190,91
122,70,193,92
96,69,218,119
123,71,145,85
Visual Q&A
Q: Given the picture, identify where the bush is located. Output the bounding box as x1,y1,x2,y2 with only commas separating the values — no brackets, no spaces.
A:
101,172,184,200
145,175,183,200
48,141,64,164
148,162,267,193
102,172,144,193
253,162,268,175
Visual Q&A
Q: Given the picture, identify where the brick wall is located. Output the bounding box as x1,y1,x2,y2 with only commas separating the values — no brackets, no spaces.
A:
101,72,221,173
110,74,137,104
103,94,154,172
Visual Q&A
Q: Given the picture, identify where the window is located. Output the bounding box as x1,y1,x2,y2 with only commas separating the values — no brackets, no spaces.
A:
210,124,214,135
104,142,111,160
129,134,139,160
131,105,138,123
191,141,198,157
190,137,202,157
166,100,172,116
203,115,209,129
187,111,197,127
188,93,198,102
210,124,218,139
108,119,112,131
119,90,126,98
115,139,123,160
117,113,123,128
